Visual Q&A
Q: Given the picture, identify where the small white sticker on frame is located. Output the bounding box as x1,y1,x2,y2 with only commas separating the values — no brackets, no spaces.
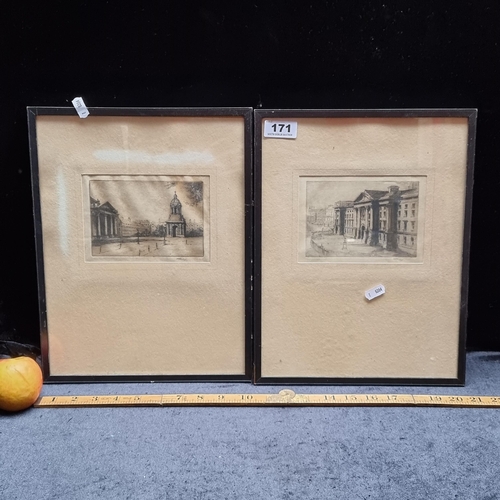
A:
72,97,89,119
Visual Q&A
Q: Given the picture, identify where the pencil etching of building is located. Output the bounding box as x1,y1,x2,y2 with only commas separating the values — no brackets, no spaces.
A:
391,184,419,255
307,207,327,225
333,201,354,236
120,219,152,237
324,205,335,228
352,190,386,245
345,205,355,236
310,182,419,257
90,197,121,240
353,183,418,255
165,192,186,237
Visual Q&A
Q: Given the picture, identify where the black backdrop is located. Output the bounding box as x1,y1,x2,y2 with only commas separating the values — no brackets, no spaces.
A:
1,2,498,350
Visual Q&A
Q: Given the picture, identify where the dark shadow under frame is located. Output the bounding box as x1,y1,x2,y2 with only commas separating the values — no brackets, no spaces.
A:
27,106,254,383
253,108,477,386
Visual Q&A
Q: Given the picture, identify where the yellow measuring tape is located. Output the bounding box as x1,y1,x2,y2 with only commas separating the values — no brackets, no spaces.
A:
34,390,500,408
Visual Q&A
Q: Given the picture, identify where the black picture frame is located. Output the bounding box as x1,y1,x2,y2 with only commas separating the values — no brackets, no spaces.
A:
28,106,253,383
254,108,477,386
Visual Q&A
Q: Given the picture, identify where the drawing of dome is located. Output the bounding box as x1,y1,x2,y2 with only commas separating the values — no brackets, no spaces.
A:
170,192,182,209
166,191,186,237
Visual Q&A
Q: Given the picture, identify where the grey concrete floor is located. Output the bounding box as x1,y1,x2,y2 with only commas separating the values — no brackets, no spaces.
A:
1,352,500,499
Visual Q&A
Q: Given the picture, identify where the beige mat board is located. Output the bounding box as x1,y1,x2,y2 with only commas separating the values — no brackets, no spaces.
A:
256,110,476,383
29,109,250,379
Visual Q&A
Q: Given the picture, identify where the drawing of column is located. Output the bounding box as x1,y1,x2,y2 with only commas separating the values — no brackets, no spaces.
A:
386,201,398,251
369,202,380,246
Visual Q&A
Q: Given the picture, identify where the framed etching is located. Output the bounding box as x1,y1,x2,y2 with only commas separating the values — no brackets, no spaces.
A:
28,107,253,381
84,175,210,263
254,109,477,385
298,175,426,264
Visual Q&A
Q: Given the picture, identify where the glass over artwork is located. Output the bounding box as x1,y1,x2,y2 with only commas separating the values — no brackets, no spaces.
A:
84,175,210,262
298,176,426,263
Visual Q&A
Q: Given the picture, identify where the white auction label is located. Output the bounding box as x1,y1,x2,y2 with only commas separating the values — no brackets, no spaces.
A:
264,120,297,139
72,97,89,118
365,284,386,301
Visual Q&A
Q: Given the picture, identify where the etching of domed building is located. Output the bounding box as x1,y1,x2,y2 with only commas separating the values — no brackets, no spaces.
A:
165,192,186,237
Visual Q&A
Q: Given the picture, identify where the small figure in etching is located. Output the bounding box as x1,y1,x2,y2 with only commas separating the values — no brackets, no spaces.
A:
342,235,347,250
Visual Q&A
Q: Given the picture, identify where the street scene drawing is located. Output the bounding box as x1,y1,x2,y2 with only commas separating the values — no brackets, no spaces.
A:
87,175,208,260
300,176,425,263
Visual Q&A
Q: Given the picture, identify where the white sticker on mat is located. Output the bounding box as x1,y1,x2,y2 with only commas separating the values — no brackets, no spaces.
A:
365,284,386,301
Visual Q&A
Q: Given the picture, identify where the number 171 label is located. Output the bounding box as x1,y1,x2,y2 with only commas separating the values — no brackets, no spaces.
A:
264,121,298,139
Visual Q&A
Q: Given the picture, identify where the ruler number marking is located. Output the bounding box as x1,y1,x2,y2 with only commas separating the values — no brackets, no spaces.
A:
35,393,500,408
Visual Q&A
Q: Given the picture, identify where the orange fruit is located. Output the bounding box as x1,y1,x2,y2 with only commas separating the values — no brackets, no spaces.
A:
0,356,43,412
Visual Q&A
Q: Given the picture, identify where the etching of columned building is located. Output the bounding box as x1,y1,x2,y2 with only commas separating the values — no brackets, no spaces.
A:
377,186,402,251
333,201,354,235
397,185,419,255
90,197,121,239
311,182,420,256
166,192,186,237
376,184,419,255
344,205,355,236
352,190,386,245
347,183,418,255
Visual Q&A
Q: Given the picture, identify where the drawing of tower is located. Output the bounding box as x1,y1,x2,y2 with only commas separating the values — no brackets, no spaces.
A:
165,192,186,237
